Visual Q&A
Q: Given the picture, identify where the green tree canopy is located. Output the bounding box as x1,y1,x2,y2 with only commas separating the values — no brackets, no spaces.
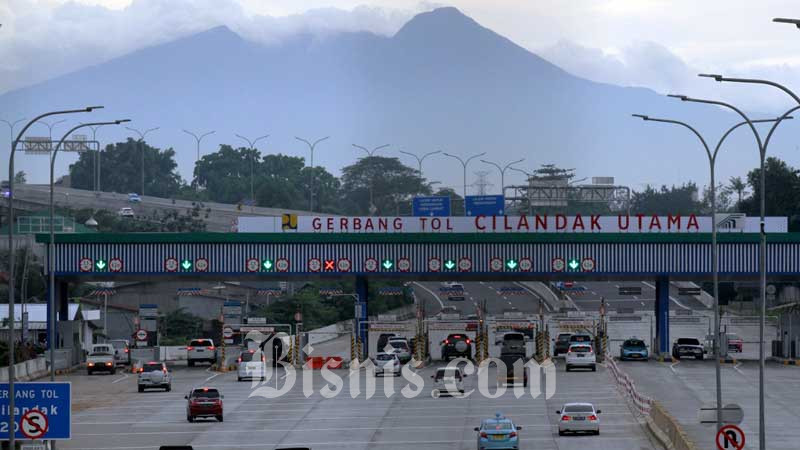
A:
340,156,431,215
69,139,182,197
739,157,800,230
631,183,703,215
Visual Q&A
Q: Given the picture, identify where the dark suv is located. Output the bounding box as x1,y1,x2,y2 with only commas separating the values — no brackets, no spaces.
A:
553,333,572,356
442,334,472,360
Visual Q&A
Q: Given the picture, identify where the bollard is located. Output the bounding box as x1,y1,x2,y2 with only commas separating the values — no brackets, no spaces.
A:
544,325,551,359
294,332,301,366
357,337,363,362
350,333,356,363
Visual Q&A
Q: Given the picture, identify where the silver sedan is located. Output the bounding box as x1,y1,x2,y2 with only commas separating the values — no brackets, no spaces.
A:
557,402,601,435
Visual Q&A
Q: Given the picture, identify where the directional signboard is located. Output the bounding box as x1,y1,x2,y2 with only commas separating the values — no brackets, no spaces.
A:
465,195,504,216
412,196,451,217
0,382,71,440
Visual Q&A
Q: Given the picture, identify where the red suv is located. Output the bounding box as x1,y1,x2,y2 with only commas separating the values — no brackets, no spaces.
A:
185,387,223,422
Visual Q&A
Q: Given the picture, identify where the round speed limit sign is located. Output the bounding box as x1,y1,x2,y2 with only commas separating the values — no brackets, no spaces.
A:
489,257,503,272
519,258,532,272
79,258,93,272
427,258,441,272
397,258,411,272
164,257,179,272
364,258,378,272
246,258,260,272
109,258,123,272
275,258,290,272
458,257,472,272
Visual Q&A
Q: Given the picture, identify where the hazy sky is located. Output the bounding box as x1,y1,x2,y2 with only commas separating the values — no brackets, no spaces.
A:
4,0,800,112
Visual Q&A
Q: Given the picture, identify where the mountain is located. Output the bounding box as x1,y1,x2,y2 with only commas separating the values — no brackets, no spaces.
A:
1,7,790,192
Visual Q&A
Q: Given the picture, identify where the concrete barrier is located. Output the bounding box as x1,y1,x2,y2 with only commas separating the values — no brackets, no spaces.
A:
159,346,188,361
647,401,698,450
0,357,49,381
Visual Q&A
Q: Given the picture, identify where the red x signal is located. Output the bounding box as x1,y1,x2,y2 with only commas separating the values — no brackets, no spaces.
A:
324,260,335,271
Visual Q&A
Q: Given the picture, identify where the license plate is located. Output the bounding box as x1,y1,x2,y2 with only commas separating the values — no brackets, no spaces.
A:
489,434,507,440
573,416,585,421
196,349,204,352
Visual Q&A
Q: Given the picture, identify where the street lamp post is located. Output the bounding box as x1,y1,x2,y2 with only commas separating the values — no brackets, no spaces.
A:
508,166,534,215
125,126,160,196
235,134,269,207
295,136,330,213
83,124,106,193
183,129,216,163
49,120,129,383
38,118,67,141
442,152,487,214
480,158,524,197
7,106,102,450
1,118,26,150
398,150,441,177
632,113,787,432
353,144,390,215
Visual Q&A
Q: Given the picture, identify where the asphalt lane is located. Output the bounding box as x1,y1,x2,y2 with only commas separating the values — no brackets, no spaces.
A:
623,359,800,449
413,281,543,318
564,281,709,313
62,359,657,450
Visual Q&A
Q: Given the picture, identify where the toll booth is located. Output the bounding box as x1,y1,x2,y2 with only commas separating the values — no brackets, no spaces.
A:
489,318,537,359
427,319,479,361
366,320,416,359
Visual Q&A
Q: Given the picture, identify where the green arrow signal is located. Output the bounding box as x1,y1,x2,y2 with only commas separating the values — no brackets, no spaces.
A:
262,259,274,271
567,258,580,271
382,259,394,270
95,259,107,270
181,259,193,270
505,259,518,270
444,259,456,270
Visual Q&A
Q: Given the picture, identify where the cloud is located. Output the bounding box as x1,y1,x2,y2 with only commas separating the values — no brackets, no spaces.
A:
538,39,800,114
0,0,432,94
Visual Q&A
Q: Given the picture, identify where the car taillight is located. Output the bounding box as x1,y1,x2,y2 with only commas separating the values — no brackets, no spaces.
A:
186,346,194,351
162,369,168,374
561,415,571,421
588,415,597,421
88,362,94,367
466,339,471,344
106,362,112,366
261,355,265,362
207,346,215,350
237,357,242,363
445,340,450,345
480,432,488,438
510,431,517,438
124,349,129,353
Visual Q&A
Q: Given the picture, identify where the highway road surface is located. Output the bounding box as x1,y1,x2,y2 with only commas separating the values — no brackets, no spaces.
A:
63,359,659,450
412,281,549,318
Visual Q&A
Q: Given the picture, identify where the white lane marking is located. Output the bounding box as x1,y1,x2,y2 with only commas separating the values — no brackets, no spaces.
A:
513,281,553,313
591,291,597,295
733,362,745,376
411,282,444,310
670,360,680,374
111,373,129,384
204,372,221,383
614,284,620,289
642,281,655,289
479,281,485,285
565,294,580,311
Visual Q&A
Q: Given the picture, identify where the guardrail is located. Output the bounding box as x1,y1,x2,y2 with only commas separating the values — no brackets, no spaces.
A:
605,353,652,415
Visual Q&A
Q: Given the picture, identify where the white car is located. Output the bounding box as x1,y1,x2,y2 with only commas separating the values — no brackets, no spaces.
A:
386,338,412,363
118,207,135,217
187,338,217,366
138,361,172,392
86,344,116,375
109,339,131,366
237,349,266,381
431,366,465,397
557,402,601,435
565,343,596,372
374,352,401,376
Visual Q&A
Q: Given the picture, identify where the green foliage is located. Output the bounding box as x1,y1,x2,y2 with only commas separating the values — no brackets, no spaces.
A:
13,171,26,185
193,146,341,212
66,205,207,232
727,176,747,210
0,248,46,303
631,183,703,215
160,307,203,343
739,157,800,230
253,281,412,330
69,139,183,197
340,156,431,215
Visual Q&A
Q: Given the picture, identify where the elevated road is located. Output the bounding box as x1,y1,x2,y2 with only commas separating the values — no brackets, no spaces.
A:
12,184,315,232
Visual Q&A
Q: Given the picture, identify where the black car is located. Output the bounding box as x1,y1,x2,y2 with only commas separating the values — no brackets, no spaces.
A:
500,332,526,356
442,334,472,360
499,354,528,386
553,333,572,356
672,337,704,360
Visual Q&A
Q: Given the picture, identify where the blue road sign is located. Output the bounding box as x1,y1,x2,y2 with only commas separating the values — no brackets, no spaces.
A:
465,195,504,216
412,196,451,216
0,382,71,440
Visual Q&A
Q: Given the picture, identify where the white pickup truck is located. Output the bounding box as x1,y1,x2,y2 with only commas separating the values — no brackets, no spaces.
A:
87,344,117,375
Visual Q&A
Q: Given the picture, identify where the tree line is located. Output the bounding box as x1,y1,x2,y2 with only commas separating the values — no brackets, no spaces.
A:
68,139,800,229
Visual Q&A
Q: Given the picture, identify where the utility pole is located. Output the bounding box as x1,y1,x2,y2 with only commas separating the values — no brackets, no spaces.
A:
295,136,330,213
471,171,492,195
